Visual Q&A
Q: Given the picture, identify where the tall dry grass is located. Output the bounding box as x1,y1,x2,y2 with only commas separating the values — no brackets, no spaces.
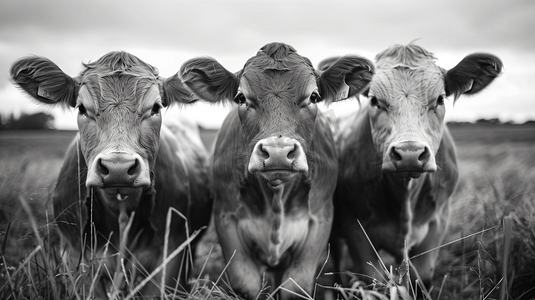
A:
0,151,67,299
431,141,535,300
0,125,534,299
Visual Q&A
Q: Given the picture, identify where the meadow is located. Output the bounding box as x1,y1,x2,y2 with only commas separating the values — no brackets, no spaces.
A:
0,122,534,299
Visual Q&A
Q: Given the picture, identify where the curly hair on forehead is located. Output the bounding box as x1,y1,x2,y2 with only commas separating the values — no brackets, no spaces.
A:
376,43,437,69
243,42,314,72
259,42,297,59
82,51,159,79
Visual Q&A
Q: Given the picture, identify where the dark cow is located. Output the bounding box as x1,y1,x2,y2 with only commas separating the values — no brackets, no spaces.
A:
10,52,212,297
320,44,503,289
179,42,374,299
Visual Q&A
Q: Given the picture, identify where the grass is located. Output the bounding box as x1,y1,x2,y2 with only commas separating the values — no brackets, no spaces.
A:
0,123,534,299
429,133,535,300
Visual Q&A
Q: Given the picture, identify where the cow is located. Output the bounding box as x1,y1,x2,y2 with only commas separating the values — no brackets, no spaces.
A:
319,43,503,290
179,42,374,299
10,51,213,297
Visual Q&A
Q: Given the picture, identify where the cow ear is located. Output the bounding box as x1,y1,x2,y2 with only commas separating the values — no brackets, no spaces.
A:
10,56,78,107
318,56,375,104
445,53,503,101
317,56,341,72
179,57,239,104
161,74,199,106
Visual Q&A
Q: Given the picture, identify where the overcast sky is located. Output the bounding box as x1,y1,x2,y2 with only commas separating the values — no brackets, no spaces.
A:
1,0,534,129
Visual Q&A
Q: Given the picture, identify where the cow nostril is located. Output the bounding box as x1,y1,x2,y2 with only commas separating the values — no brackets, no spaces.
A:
97,158,109,175
390,147,402,162
287,144,297,160
127,159,140,176
258,143,270,160
418,147,430,162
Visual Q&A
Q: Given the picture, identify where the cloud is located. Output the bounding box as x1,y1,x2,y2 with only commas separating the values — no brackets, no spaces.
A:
1,0,534,128
3,1,533,55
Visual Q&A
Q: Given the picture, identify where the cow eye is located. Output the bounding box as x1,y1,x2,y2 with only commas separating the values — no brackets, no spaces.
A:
77,104,87,116
370,96,380,109
437,95,444,106
234,92,246,105
310,91,322,103
151,102,164,116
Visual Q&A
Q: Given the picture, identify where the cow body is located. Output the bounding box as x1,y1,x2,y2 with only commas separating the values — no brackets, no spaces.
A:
333,108,458,286
212,107,337,298
10,52,212,297
180,42,374,299
323,44,503,288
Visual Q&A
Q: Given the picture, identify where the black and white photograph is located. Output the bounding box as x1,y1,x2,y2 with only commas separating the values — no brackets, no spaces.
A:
1,1,534,299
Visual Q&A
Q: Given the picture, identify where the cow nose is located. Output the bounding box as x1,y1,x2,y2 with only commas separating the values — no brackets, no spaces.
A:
87,152,151,188
386,141,437,172
248,137,308,173
98,154,140,179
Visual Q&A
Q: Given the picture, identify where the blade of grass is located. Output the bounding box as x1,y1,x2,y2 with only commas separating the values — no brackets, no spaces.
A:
0,221,15,298
110,206,134,298
407,260,432,300
192,244,214,291
124,228,201,300
87,232,113,298
410,224,500,259
484,277,503,300
1,252,17,299
269,277,313,300
500,216,513,300
18,196,59,300
357,219,391,280
205,249,236,300
1,221,11,256
312,243,330,299
437,275,447,300
1,245,41,297
461,228,465,299
163,206,202,296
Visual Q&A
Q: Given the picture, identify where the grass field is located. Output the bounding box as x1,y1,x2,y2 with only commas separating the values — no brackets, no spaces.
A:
431,124,535,300
0,123,534,299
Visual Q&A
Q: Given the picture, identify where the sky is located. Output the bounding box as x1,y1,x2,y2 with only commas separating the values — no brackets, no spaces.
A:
1,0,534,129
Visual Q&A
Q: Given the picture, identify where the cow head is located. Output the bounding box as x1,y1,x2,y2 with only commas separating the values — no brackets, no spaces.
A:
366,44,501,178
10,52,196,211
181,42,374,186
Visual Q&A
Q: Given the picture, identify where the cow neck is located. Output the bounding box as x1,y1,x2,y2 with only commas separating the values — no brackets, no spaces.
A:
382,173,412,198
82,183,156,250
258,177,295,215
378,173,413,256
242,173,309,217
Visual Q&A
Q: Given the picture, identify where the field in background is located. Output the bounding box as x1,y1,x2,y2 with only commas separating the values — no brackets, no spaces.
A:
0,123,534,299
434,123,535,299
0,130,75,265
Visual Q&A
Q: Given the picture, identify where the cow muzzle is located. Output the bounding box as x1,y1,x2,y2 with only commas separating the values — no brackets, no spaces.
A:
383,141,437,178
86,152,151,194
248,136,308,183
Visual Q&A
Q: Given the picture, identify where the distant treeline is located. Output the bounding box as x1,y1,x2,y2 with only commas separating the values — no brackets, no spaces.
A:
0,112,533,131
0,112,54,130
447,118,535,126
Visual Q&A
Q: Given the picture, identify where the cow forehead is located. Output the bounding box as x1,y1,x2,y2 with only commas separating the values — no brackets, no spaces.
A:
241,68,316,98
371,44,446,103
239,43,317,98
80,51,159,79
81,74,159,113
79,52,159,100
371,67,444,105
245,43,314,71
375,43,437,70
